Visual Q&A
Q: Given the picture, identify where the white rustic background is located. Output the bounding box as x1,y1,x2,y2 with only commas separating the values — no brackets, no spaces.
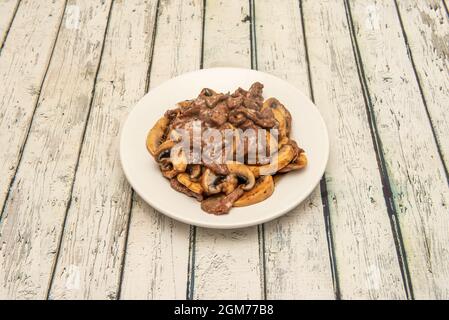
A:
0,0,448,299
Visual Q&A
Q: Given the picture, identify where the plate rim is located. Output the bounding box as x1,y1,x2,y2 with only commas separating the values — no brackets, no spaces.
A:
119,67,329,229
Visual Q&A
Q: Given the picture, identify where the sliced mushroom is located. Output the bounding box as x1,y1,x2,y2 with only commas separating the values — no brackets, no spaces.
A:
187,164,202,180
226,161,255,191
233,175,274,207
161,169,178,179
159,158,178,179
273,174,283,184
170,147,187,172
146,116,169,156
219,174,239,195
278,153,308,173
247,165,260,178
155,140,187,173
200,168,222,194
159,158,172,171
168,128,183,142
249,143,296,176
177,173,204,194
155,140,176,161
278,136,290,147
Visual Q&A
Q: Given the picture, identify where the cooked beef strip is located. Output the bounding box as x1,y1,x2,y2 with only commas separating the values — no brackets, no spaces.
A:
248,82,264,101
204,162,229,175
232,87,248,98
229,106,275,128
199,88,228,108
180,103,202,117
226,95,243,109
243,97,262,110
192,97,207,109
239,119,257,131
229,82,264,110
209,102,228,126
228,110,247,126
201,187,245,215
288,140,301,161
205,93,227,108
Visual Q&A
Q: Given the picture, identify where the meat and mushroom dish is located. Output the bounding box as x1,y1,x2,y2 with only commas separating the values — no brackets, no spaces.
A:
146,82,307,215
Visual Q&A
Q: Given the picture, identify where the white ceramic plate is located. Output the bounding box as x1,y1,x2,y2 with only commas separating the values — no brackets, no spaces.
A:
120,68,329,229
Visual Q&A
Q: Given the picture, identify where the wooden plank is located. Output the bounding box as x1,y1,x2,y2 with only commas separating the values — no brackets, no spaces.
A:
0,0,20,47
191,0,263,299
47,0,158,300
254,0,334,299
302,0,407,299
0,0,112,299
0,0,66,219
348,0,449,299
395,0,449,170
119,0,203,300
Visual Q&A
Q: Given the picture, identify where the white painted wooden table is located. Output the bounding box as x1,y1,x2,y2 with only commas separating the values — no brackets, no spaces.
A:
0,0,448,300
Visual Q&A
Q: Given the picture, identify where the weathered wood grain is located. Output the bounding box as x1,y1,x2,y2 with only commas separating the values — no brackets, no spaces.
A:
254,0,334,299
192,0,263,299
303,0,407,299
349,0,449,299
0,0,20,48
120,0,203,300
0,0,445,300
0,0,66,219
395,0,449,170
47,0,159,300
0,0,112,299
